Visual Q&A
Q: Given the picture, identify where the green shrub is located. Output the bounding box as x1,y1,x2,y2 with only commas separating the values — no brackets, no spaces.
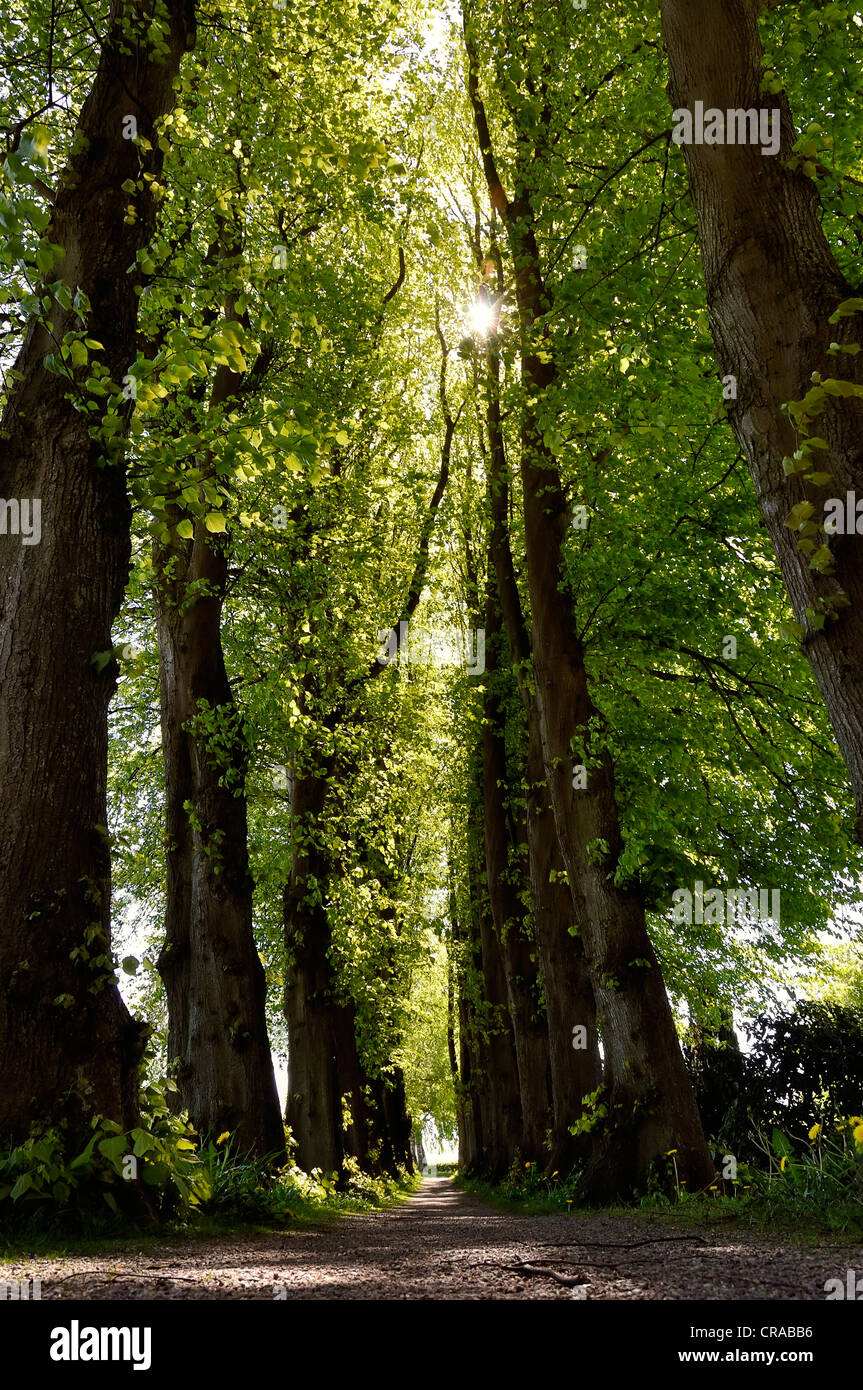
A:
0,1078,210,1235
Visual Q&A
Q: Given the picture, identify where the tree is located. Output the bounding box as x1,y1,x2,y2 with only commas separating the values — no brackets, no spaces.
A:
0,0,195,1147
660,0,863,840
463,0,714,1198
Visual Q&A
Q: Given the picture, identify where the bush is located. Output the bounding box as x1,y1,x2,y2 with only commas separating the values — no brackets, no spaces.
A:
686,1000,863,1161
0,1078,210,1236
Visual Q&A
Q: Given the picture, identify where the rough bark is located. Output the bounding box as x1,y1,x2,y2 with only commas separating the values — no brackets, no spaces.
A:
482,580,551,1164
465,10,715,1198
282,763,347,1173
522,727,602,1171
154,502,283,1156
484,314,602,1172
451,876,483,1170
660,0,863,840
282,759,399,1177
467,743,523,1179
0,0,195,1146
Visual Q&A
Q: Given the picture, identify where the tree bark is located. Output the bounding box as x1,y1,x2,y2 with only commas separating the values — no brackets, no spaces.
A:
482,578,551,1164
154,499,283,1157
660,0,863,841
450,874,483,1171
523,726,602,1171
0,0,195,1146
283,763,347,1173
484,308,602,1172
465,10,715,1198
468,742,523,1179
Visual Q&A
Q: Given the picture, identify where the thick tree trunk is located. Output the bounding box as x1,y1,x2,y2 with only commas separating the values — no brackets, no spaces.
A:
482,582,550,1164
451,878,483,1170
467,760,523,1179
465,16,714,1198
283,766,346,1173
660,0,863,840
523,727,602,1172
367,1067,413,1177
0,0,195,1146
484,321,601,1172
520,377,713,1199
282,763,387,1176
154,506,283,1157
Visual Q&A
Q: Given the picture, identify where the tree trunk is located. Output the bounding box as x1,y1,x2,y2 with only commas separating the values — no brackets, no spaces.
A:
450,876,483,1170
467,753,523,1179
154,507,283,1157
660,0,863,841
283,765,345,1173
484,310,602,1172
282,761,387,1177
523,726,602,1172
482,579,550,1164
465,14,715,1198
0,0,195,1146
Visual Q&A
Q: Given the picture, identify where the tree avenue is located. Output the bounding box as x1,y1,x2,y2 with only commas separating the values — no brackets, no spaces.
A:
1,0,862,1237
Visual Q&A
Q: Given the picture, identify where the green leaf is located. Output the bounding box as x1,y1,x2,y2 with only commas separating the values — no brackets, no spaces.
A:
783,501,814,530
827,297,863,323
205,512,226,533
98,1135,128,1163
176,518,194,540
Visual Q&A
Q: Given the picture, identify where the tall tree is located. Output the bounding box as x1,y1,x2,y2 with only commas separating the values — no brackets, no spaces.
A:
660,0,863,840
0,0,195,1146
479,263,602,1170
463,1,715,1197
154,314,284,1155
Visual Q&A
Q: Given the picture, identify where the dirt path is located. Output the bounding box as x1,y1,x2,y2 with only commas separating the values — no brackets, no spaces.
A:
7,1177,861,1300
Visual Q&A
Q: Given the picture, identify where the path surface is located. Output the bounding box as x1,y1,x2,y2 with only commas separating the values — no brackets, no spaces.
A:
8,1178,861,1300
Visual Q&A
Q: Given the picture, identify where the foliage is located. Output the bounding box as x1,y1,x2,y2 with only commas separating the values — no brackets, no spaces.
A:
0,1079,210,1235
196,1140,419,1226
638,1121,863,1239
686,1001,863,1160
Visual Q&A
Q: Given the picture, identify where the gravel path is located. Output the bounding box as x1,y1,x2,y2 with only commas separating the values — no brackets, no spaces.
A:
6,1177,861,1300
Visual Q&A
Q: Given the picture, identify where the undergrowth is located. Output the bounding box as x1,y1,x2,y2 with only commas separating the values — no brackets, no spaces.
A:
457,1118,863,1241
0,1076,421,1255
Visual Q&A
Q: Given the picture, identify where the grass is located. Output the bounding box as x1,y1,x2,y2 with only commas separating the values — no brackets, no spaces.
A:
0,1147,422,1261
455,1135,863,1246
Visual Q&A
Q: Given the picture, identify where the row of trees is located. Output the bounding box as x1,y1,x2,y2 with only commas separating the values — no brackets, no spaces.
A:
1,0,861,1200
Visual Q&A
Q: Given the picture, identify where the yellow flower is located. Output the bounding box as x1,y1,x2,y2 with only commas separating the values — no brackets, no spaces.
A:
853,1123,863,1146
808,1123,821,1142
666,1149,677,1156
524,1161,531,1168
780,1155,788,1171
216,1131,231,1145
